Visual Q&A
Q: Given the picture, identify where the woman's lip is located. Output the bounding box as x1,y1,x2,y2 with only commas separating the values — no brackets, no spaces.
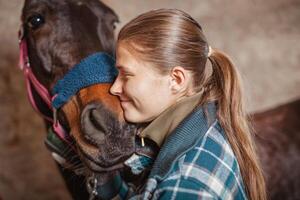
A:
120,99,131,102
120,101,130,107
120,100,131,109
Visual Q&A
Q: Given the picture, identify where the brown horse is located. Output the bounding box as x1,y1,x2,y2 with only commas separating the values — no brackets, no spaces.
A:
20,0,299,199
20,0,151,199
252,100,300,200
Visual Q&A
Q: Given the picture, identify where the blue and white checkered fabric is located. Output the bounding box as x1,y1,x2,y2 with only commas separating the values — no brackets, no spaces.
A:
147,121,247,200
95,103,247,200
124,153,154,175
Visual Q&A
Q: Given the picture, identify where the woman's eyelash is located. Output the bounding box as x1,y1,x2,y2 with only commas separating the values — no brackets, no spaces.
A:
122,71,133,76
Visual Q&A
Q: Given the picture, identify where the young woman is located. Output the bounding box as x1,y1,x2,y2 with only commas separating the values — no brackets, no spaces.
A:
98,9,266,200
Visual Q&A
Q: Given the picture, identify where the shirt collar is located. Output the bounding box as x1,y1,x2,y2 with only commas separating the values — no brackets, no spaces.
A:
138,91,204,147
149,102,217,181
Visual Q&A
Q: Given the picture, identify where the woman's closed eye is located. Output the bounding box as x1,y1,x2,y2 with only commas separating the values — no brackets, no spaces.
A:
119,70,134,79
116,65,135,80
123,71,134,76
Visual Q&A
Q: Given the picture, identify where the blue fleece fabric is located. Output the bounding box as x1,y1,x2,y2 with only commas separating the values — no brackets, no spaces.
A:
52,52,117,109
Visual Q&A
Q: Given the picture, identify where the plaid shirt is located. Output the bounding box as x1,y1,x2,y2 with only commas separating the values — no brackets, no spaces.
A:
96,104,247,200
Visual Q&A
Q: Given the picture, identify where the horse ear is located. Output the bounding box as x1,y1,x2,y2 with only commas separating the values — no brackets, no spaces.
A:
88,0,119,55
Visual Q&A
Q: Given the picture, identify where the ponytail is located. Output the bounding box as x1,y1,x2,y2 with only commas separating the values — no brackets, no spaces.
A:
204,48,267,200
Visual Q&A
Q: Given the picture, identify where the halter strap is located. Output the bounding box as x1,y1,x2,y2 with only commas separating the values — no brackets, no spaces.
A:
19,39,53,118
18,38,71,145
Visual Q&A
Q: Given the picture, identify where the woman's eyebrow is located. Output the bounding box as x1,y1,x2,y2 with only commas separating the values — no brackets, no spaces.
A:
115,65,124,71
115,64,125,69
116,64,131,72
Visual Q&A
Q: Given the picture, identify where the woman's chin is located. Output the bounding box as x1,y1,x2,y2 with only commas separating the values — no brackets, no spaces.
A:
121,103,152,123
123,111,141,123
121,103,138,122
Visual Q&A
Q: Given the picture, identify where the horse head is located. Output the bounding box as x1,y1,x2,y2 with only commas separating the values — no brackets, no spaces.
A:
20,0,157,183
22,0,117,86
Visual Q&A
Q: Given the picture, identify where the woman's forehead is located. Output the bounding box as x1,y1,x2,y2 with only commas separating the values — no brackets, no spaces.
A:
116,44,145,70
116,46,137,69
116,42,166,75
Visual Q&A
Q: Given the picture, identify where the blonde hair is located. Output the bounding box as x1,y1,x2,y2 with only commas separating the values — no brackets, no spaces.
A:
118,9,266,200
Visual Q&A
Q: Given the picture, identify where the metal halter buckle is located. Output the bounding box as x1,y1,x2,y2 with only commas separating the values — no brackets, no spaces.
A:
86,174,99,200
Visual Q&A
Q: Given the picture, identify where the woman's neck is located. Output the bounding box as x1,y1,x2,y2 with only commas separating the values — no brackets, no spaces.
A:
137,91,204,147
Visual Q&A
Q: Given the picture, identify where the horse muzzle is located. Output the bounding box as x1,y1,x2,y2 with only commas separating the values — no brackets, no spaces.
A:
61,85,158,173
59,83,134,168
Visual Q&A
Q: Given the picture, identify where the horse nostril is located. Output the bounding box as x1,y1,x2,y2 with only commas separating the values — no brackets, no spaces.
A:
81,102,109,144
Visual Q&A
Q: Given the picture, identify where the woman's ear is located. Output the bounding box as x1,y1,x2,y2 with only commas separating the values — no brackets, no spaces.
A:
169,66,188,93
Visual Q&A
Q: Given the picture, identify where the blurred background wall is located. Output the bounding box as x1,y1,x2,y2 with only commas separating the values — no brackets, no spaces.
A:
0,0,299,199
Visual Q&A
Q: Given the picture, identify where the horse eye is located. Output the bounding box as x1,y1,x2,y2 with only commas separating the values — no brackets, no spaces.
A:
112,22,117,30
27,14,45,30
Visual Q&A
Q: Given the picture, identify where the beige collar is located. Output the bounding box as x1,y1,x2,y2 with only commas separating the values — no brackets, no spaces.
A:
138,92,203,147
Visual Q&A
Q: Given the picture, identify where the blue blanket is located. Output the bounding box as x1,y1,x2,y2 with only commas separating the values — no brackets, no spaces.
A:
52,52,117,109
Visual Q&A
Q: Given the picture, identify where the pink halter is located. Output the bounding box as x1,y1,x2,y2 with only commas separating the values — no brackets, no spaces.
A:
18,34,72,146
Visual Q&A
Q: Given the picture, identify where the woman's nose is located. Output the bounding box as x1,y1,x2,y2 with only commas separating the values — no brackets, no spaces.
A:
110,76,122,96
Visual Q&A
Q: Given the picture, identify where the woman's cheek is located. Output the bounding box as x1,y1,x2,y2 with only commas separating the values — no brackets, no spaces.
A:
123,79,135,98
